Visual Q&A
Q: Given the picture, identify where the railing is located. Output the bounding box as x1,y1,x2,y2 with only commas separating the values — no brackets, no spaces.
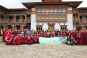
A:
36,19,67,22
79,22,87,25
0,22,26,25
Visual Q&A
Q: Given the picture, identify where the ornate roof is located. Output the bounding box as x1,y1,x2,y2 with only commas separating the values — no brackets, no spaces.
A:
22,0,82,9
0,5,7,10
78,7,87,10
0,0,86,11
7,8,27,11
42,0,62,2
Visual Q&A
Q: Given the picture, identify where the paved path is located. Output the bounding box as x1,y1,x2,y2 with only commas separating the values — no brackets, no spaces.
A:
0,43,87,58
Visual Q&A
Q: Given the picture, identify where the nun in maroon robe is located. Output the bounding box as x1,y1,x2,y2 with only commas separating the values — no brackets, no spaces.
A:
33,34,39,43
10,35,14,45
85,31,87,45
72,31,77,41
14,34,21,45
5,35,12,45
21,35,25,44
79,32,83,45
4,30,8,38
84,31,87,45
24,35,28,44
49,31,54,37
27,35,34,45
76,32,83,45
7,29,12,36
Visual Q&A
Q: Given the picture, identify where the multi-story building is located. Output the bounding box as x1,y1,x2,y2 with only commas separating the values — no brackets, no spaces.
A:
0,0,87,31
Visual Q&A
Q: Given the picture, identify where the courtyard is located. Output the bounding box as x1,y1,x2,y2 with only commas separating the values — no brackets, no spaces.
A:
0,43,87,58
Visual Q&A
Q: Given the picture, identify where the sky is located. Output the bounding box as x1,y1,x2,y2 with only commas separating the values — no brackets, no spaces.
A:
0,0,87,8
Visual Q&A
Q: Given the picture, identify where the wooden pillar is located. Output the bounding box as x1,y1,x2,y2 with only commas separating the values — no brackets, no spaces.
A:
24,15,27,22
12,25,15,30
78,14,80,23
82,26,83,30
4,25,6,30
4,15,6,23
14,15,16,22
21,25,24,30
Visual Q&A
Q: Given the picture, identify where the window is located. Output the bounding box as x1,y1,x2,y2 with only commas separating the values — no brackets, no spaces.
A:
0,15,3,22
37,9,66,20
16,16,19,22
50,10,53,12
9,16,13,22
54,10,57,12
62,12,66,19
62,10,66,12
80,16,82,22
23,16,25,22
58,10,62,12
76,26,82,31
37,10,41,12
61,25,67,31
82,16,86,23
42,10,45,12
36,25,42,31
73,13,78,18
27,14,31,20
46,12,49,19
46,10,49,12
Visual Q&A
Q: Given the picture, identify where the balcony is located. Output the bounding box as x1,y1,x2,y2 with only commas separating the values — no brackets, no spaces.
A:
79,22,87,25
25,19,31,23
1,22,26,25
73,18,79,23
36,19,67,23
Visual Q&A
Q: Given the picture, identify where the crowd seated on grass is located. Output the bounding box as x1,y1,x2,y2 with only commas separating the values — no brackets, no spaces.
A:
0,29,87,45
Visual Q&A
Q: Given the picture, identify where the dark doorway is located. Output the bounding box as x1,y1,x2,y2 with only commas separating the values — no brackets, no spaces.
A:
86,26,87,30
0,25,3,29
24,23,31,30
8,25,12,29
76,26,82,31
36,25,42,31
60,25,67,31
16,25,20,30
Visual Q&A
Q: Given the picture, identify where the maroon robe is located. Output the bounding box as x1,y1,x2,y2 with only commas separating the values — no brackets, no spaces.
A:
72,31,77,41
49,33,54,37
10,35,14,45
5,35,12,45
14,36,21,45
84,31,87,45
27,36,33,45
21,36,25,44
24,36,28,44
33,35,39,43
4,30,8,38
76,32,83,45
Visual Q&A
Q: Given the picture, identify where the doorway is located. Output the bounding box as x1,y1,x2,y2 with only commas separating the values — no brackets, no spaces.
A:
24,23,31,30
76,26,82,31
7,25,12,29
49,25,54,31
60,25,67,31
16,25,20,30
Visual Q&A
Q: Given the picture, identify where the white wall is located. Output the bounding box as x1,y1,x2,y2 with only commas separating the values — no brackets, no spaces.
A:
67,7,73,30
31,8,36,31
73,25,76,30
42,23,48,31
54,23,60,31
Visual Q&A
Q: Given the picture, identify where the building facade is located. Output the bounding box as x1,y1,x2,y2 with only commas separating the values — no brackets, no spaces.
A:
0,0,87,31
